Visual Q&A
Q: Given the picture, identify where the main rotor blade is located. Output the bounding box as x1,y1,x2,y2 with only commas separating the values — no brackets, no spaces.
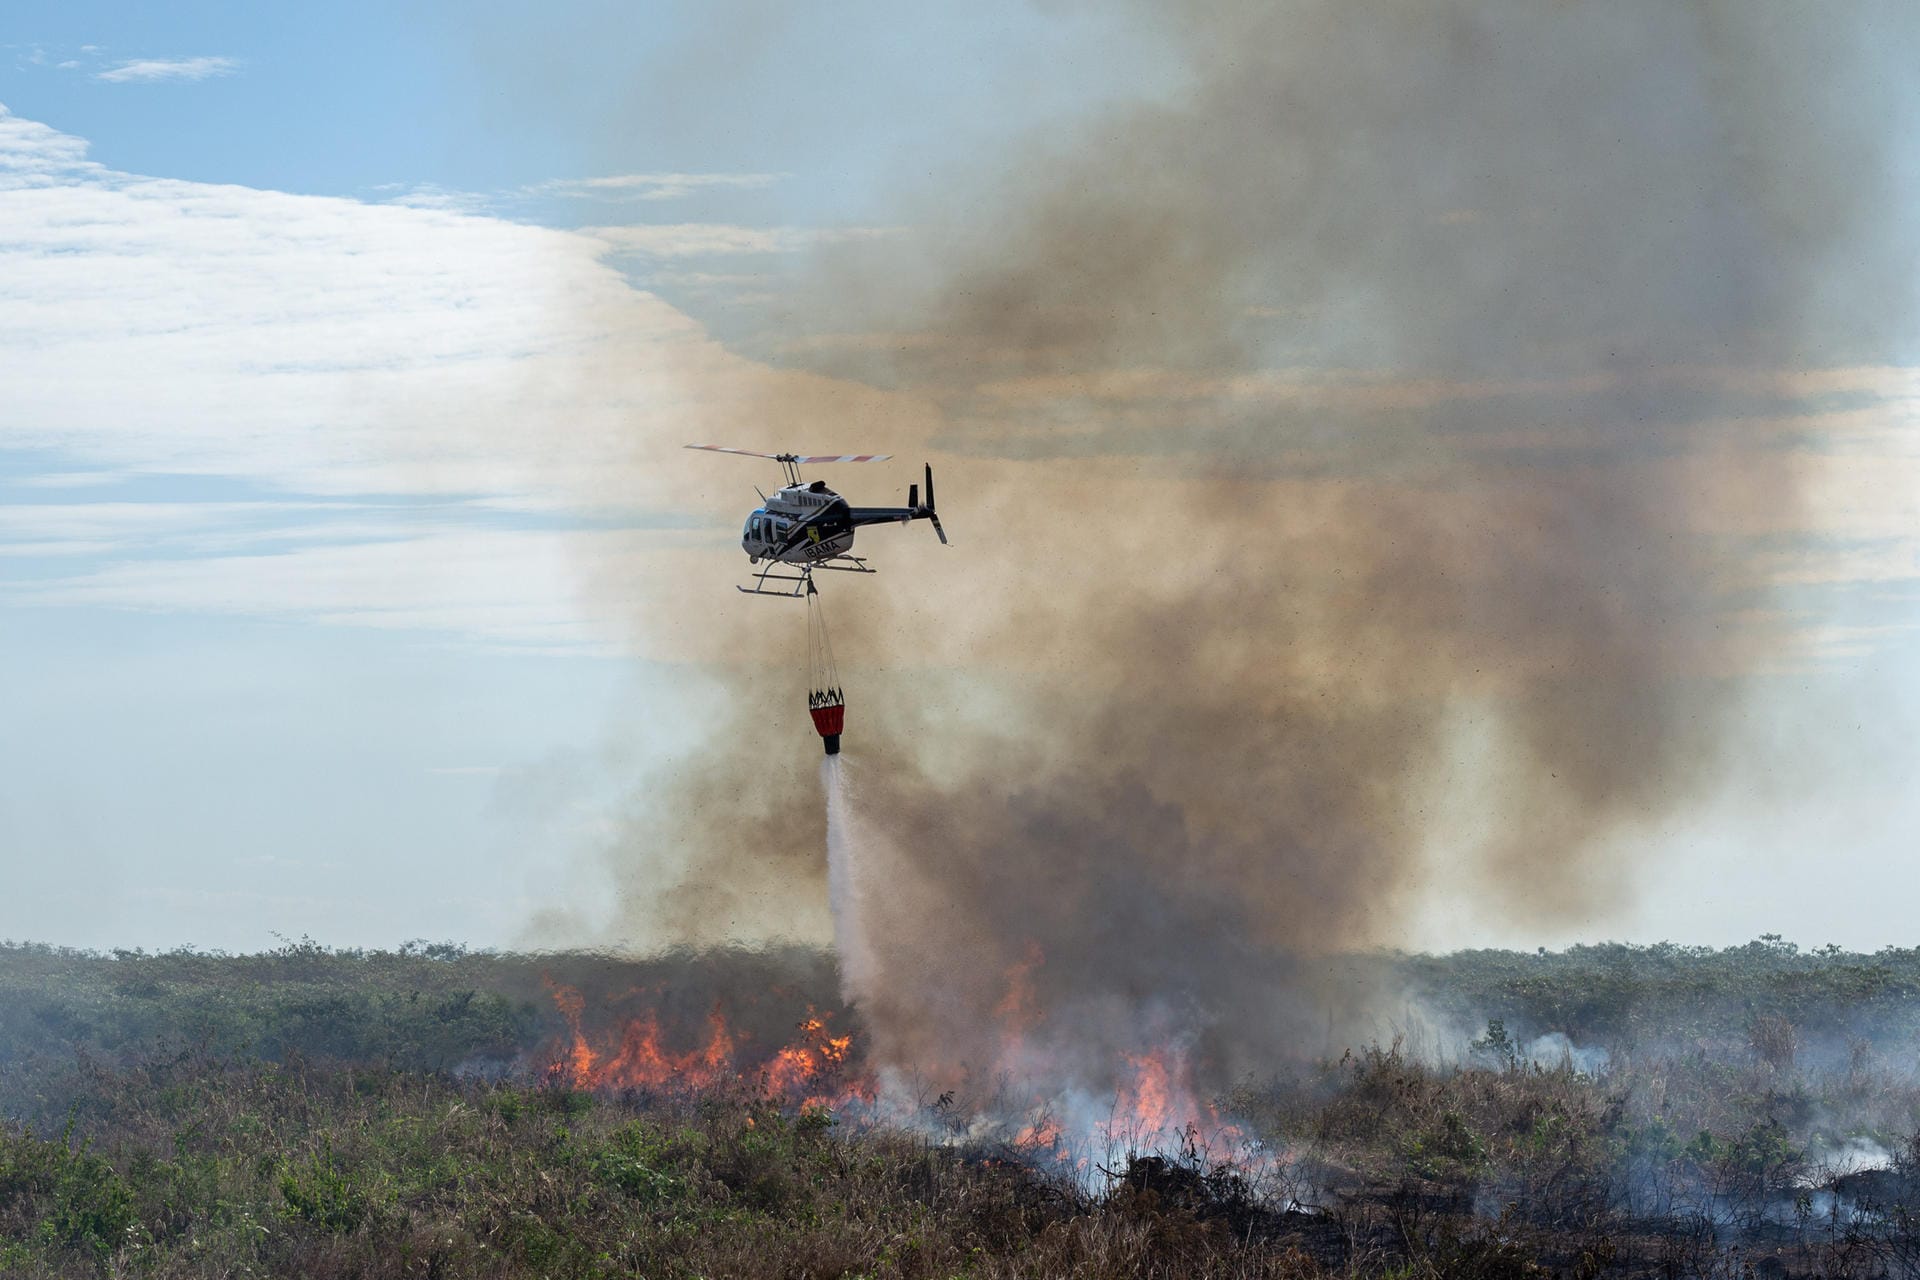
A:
684,444,787,459
685,444,893,465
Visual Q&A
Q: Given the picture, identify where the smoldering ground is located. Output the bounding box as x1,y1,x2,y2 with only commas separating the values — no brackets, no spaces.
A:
558,0,1920,1106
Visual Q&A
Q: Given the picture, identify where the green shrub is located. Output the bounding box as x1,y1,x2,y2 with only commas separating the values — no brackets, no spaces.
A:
1404,1110,1485,1180
46,1148,137,1258
591,1122,684,1204
278,1142,381,1232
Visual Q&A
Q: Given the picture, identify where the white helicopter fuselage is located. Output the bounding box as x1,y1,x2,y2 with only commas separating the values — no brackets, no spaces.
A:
742,482,859,565
686,445,943,595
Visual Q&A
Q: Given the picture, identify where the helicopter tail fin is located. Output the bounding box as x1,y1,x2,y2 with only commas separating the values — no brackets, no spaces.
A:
923,463,947,545
910,466,948,545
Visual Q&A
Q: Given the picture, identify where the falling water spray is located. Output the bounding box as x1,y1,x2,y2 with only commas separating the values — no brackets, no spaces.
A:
821,755,879,1007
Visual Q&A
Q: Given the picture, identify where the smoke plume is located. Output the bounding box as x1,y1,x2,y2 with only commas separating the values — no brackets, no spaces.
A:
588,0,1920,1108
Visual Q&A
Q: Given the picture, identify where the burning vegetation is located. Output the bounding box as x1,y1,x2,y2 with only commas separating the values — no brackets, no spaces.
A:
535,953,1254,1183
542,977,862,1110
13,940,1920,1276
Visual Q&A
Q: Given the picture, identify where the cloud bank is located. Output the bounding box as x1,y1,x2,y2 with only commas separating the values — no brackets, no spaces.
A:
0,103,923,653
95,56,240,84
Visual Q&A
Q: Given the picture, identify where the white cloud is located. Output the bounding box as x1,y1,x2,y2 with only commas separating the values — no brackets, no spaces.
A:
589,223,801,256
0,499,424,558
0,540,124,559
532,172,784,202
4,528,669,655
0,105,930,651
371,182,499,214
11,470,132,489
586,222,897,258
363,173,789,218
0,105,856,496
96,56,240,84
0,106,94,174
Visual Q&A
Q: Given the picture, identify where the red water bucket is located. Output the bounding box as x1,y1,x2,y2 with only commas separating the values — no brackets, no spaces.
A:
809,701,844,755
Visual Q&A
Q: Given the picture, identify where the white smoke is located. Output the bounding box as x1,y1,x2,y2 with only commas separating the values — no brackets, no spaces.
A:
1526,1032,1611,1076
1805,1136,1895,1181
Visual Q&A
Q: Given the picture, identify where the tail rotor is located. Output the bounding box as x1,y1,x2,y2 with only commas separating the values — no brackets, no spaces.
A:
922,463,948,545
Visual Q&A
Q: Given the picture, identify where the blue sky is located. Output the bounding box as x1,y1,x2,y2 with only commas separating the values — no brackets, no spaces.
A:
2,2,1917,955
2,2,1167,216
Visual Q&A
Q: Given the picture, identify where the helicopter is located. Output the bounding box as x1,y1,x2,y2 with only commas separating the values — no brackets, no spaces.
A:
684,445,947,597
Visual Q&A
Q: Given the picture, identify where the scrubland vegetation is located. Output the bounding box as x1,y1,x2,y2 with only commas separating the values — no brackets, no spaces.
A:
7,936,1920,1277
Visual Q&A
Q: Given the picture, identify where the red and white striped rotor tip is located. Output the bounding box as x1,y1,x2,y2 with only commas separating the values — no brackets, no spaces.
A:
684,444,892,463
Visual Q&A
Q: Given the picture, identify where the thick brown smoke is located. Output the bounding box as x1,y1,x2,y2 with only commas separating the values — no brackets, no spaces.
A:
578,0,1920,1098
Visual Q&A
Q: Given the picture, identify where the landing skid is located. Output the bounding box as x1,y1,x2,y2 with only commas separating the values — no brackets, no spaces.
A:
737,555,875,597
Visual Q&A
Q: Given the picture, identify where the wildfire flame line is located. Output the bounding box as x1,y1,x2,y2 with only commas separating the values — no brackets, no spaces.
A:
542,980,863,1110
542,975,1266,1187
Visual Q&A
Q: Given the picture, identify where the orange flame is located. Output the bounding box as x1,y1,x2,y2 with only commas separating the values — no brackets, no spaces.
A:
543,978,1252,1170
1013,1116,1063,1150
1104,1047,1216,1154
1118,1050,1175,1137
543,977,598,1082
543,983,863,1107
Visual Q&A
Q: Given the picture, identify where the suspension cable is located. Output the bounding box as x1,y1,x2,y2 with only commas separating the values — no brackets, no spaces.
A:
807,582,841,707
